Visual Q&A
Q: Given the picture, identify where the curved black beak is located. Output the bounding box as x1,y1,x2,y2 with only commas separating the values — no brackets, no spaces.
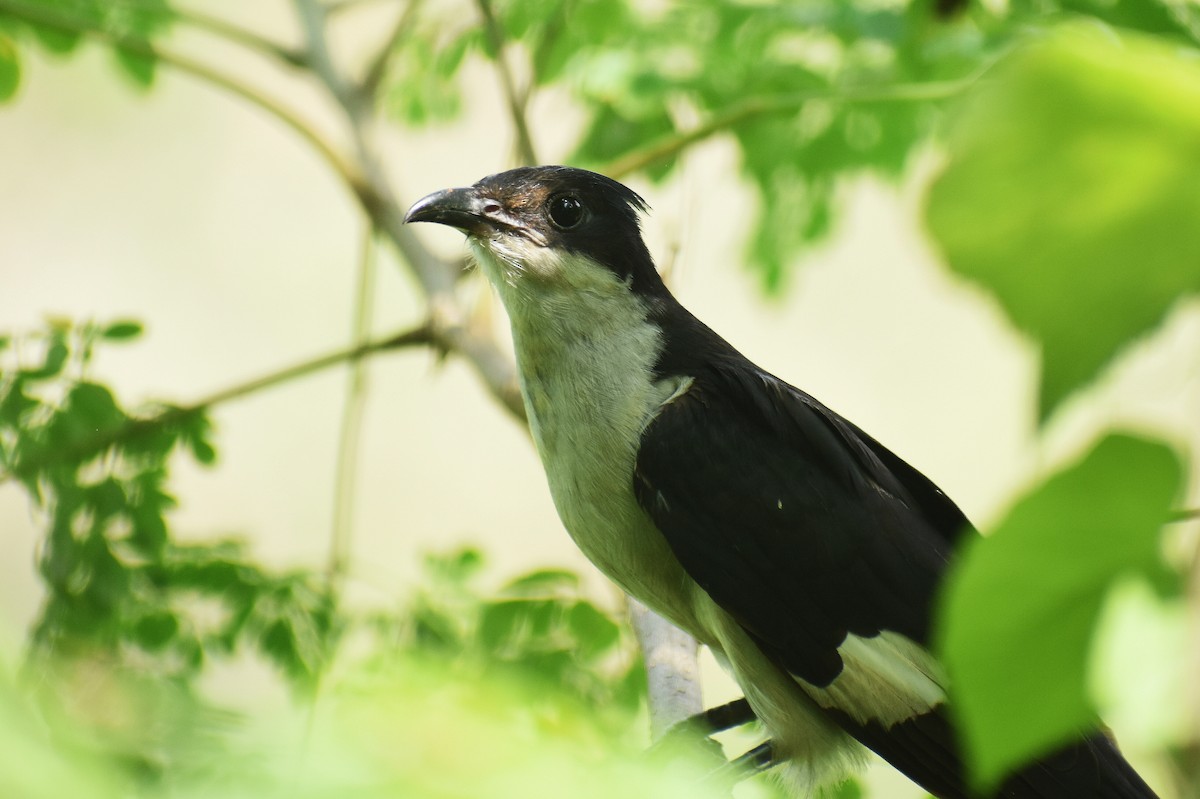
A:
404,187,489,232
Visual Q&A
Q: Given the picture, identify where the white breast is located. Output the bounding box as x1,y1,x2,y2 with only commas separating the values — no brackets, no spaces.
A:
471,242,702,633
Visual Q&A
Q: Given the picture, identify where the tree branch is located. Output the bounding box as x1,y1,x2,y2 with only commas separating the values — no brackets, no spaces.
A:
357,0,423,99
0,0,366,201
604,74,985,179
473,0,538,165
326,223,378,594
1,324,435,485
170,4,306,67
290,0,523,418
630,598,704,740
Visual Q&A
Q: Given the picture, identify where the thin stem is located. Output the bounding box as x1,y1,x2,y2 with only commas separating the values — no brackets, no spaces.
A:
0,0,366,200
358,0,423,99
604,74,984,179
326,223,378,594
474,0,538,165
171,4,306,67
290,0,523,418
0,324,434,485
324,0,390,14
194,325,432,410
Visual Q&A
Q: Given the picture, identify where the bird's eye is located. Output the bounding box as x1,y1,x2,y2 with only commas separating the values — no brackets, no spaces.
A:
548,195,586,229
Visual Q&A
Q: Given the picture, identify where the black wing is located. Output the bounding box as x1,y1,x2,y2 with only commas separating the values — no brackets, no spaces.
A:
634,363,969,686
633,363,1160,798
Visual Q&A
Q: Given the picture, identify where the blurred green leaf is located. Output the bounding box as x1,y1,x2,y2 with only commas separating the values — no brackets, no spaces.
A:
938,433,1183,791
0,379,36,427
27,336,68,379
499,567,579,596
68,382,126,433
100,320,143,341
113,48,155,88
926,27,1200,420
132,610,179,650
0,33,19,102
568,600,619,658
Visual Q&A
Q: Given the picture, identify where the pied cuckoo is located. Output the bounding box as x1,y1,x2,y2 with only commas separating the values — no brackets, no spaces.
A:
405,165,1158,798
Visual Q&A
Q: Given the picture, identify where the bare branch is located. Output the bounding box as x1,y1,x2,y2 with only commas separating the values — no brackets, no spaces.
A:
291,0,522,416
473,0,538,165
630,598,704,740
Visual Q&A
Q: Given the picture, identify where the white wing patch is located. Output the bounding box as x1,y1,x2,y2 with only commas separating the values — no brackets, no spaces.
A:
799,630,948,728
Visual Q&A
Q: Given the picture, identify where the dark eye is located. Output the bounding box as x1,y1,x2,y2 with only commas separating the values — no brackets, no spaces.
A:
548,195,586,229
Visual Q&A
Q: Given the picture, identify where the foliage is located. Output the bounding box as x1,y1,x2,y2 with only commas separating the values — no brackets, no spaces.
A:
378,548,647,735
924,23,1198,791
927,26,1200,420
0,651,721,799
1,321,333,696
0,0,169,86
1,321,660,791
938,435,1184,790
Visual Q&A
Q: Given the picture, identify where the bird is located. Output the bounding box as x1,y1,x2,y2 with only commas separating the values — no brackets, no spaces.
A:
404,165,1158,798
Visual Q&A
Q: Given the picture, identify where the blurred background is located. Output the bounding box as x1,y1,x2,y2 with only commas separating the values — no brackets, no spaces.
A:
1,1,1197,797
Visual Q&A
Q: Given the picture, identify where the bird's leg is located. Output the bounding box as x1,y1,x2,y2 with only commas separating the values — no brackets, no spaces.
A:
667,697,757,739
646,698,757,772
698,739,779,797
715,739,778,780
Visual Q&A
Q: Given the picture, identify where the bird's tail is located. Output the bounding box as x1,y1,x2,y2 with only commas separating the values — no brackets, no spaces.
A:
831,706,1159,798
998,732,1159,799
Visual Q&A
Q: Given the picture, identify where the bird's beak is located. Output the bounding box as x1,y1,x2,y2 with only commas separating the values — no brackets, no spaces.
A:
404,187,492,235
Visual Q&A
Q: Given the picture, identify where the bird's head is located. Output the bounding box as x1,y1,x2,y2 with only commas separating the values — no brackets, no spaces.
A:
405,166,666,301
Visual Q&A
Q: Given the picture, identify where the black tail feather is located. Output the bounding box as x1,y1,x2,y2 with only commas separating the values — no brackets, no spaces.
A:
826,706,1158,798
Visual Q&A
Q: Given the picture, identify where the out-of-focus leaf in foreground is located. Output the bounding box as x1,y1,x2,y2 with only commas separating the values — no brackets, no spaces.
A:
937,433,1182,791
926,27,1200,420
0,652,724,799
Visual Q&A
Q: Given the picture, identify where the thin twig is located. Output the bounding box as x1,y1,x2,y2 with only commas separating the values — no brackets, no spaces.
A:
604,74,985,179
358,0,423,99
473,0,538,165
171,4,306,67
0,324,435,485
324,0,390,15
0,0,366,201
326,223,378,593
291,0,524,418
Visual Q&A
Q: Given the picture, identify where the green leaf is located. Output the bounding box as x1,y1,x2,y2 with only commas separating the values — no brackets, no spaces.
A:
500,568,580,597
567,601,619,658
113,48,155,88
132,611,179,650
0,380,37,428
0,34,19,102
100,320,143,341
926,27,1200,420
68,382,126,433
937,433,1183,791
26,337,68,380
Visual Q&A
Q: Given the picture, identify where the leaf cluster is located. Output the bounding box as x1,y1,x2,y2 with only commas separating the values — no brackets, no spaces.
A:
2,321,654,790
0,0,171,90
382,547,646,735
2,323,333,754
